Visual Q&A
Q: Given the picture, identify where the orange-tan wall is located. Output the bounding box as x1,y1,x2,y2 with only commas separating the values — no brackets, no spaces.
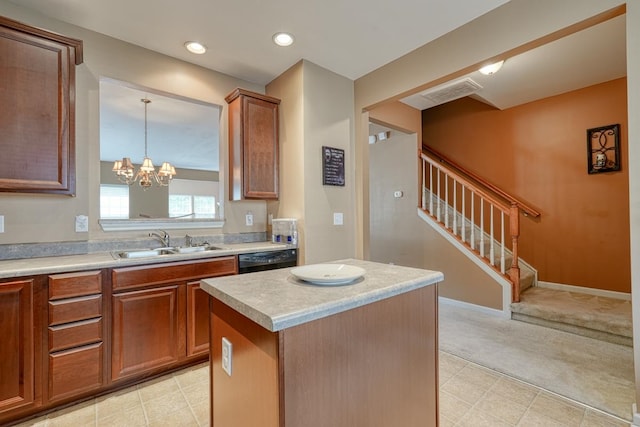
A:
422,77,630,293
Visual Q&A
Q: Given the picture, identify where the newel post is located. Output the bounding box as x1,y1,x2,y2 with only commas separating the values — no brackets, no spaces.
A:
509,203,521,302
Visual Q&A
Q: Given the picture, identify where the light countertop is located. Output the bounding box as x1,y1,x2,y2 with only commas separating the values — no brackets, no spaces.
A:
200,259,443,332
0,241,294,279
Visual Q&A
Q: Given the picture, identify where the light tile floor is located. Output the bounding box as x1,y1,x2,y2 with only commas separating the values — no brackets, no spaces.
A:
13,352,629,427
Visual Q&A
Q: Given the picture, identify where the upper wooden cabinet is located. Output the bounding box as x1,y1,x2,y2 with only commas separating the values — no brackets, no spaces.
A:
0,16,83,195
226,88,280,200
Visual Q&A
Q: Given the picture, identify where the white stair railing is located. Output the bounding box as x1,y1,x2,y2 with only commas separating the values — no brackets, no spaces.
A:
420,152,524,302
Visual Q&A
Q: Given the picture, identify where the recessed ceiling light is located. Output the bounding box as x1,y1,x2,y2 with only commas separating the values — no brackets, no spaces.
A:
479,60,504,75
272,32,294,47
184,41,207,55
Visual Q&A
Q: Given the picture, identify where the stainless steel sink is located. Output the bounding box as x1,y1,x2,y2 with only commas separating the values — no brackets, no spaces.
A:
112,248,176,259
174,245,223,254
112,245,223,259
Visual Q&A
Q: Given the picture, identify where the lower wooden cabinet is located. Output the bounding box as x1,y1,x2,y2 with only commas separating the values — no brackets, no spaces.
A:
49,343,103,402
111,285,185,381
187,282,211,357
0,279,36,415
46,271,104,403
111,256,237,382
1,255,237,424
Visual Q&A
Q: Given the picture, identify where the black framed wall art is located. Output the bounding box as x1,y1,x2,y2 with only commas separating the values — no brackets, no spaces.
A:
587,123,620,174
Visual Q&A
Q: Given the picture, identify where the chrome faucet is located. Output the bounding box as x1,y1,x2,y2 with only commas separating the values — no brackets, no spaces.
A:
149,230,170,248
185,234,193,247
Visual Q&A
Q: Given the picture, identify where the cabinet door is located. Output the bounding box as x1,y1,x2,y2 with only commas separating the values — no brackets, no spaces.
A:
186,282,210,358
241,95,279,199
226,88,280,200
0,16,82,195
0,280,35,413
111,285,185,381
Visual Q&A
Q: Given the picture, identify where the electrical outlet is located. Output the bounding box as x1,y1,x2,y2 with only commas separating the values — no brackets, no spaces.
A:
75,215,89,232
0,215,4,233
245,213,253,226
394,190,403,198
222,337,233,376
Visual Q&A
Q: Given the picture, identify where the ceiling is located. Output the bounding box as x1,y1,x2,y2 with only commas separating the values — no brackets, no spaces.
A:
10,0,510,85
400,14,626,111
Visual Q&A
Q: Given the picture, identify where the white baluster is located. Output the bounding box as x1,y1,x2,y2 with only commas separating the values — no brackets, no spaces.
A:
437,169,441,222
470,192,475,250
429,164,433,215
461,185,466,243
453,181,457,236
422,159,427,210
480,198,485,257
490,205,495,266
444,175,449,228
500,211,505,273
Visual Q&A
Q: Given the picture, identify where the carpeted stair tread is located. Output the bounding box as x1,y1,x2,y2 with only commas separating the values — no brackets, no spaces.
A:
511,287,632,345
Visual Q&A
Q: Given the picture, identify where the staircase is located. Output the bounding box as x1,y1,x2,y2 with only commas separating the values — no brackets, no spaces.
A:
419,147,540,303
420,190,537,295
419,146,632,346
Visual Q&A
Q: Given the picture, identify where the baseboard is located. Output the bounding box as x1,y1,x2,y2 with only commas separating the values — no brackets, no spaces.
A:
438,296,510,319
536,281,631,301
632,403,640,426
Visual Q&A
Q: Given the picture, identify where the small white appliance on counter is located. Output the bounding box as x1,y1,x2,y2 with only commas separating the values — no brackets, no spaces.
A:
272,218,297,245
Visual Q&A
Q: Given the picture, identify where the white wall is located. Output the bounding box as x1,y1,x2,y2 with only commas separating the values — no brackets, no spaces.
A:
266,60,355,264
266,63,306,259
369,128,423,266
302,61,355,263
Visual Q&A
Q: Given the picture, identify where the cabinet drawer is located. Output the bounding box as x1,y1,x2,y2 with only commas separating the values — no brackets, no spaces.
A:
49,271,101,300
49,294,102,326
49,318,102,353
49,343,103,402
112,256,237,292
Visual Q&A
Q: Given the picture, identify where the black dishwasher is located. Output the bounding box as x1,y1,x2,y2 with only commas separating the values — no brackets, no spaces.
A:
238,249,297,274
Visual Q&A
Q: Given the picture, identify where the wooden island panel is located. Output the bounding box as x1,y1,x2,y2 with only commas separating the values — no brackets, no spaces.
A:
210,285,438,427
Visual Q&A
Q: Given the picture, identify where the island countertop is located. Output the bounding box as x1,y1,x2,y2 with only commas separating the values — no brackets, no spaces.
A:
200,258,443,332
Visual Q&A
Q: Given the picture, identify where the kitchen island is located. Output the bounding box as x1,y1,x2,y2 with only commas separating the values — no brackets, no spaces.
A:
200,259,443,427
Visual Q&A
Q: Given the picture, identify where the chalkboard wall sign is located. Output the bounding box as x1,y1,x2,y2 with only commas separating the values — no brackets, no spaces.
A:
322,146,345,186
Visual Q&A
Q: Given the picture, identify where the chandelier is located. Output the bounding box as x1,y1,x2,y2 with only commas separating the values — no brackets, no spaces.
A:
112,98,176,189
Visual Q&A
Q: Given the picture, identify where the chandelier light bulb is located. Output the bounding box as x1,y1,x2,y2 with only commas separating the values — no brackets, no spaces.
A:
112,98,176,189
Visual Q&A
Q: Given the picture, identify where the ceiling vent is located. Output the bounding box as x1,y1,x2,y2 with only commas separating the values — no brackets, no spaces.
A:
420,78,482,105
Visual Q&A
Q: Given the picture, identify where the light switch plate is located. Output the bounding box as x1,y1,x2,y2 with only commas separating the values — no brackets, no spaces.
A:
333,212,343,225
245,213,254,226
0,215,4,233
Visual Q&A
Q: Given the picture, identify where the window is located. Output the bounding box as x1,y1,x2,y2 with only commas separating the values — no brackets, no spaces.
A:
100,184,129,219
169,179,218,218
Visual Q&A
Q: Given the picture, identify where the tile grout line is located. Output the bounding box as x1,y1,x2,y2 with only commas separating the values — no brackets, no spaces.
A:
135,386,151,427
458,366,516,426
174,372,203,426
441,349,631,425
